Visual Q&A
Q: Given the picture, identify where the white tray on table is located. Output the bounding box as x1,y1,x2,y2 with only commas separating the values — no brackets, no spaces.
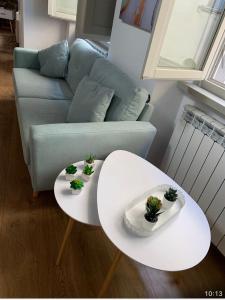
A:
124,184,185,237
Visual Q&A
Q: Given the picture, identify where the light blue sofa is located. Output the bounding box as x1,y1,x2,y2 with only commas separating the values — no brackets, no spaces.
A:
13,39,157,192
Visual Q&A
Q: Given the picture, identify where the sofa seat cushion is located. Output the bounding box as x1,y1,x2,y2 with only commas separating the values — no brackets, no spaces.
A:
66,39,103,93
13,68,73,100
17,98,70,164
90,58,148,121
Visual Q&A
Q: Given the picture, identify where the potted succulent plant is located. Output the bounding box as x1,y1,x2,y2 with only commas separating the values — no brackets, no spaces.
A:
65,165,77,181
70,179,84,195
163,187,178,210
142,196,163,231
81,165,94,182
84,154,95,167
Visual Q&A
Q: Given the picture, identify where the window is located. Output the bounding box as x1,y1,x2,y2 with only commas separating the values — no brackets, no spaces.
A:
202,24,225,98
48,0,78,22
142,0,225,80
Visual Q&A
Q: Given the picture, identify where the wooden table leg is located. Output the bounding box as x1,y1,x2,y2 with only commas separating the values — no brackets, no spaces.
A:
98,249,122,298
56,218,74,265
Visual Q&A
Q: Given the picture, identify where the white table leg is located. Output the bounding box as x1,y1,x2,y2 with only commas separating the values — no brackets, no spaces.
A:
56,218,74,265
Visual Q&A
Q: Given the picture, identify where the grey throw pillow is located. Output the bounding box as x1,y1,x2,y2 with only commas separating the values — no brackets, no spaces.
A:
67,76,114,123
38,40,69,78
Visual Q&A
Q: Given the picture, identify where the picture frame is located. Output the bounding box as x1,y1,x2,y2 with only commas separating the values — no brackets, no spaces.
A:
119,0,159,33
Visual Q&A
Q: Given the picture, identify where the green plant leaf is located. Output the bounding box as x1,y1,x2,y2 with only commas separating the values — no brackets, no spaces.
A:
164,188,178,202
83,165,94,175
145,196,163,219
85,154,96,164
65,165,77,174
70,179,84,190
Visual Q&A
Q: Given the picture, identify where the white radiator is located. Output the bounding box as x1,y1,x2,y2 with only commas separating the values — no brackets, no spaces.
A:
161,105,225,256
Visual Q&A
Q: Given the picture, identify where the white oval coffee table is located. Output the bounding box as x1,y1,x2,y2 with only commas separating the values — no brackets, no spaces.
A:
97,150,211,296
54,160,103,265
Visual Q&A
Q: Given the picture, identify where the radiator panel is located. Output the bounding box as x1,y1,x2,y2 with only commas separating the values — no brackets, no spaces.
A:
198,153,225,212
182,136,213,193
162,105,225,256
167,123,195,178
174,129,204,185
182,135,214,193
206,180,225,228
211,209,225,246
190,143,224,202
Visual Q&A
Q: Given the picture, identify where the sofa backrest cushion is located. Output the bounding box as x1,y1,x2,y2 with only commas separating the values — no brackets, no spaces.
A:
66,39,103,93
89,58,148,121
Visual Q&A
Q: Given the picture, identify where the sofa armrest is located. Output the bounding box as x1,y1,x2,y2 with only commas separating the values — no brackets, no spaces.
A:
29,121,156,191
14,47,40,69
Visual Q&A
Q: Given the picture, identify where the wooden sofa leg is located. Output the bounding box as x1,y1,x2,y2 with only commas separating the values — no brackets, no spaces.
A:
32,192,39,199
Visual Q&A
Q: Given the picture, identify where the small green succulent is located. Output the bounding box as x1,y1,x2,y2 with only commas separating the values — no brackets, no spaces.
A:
164,188,178,202
85,154,95,164
83,165,94,176
65,165,77,174
145,196,163,223
70,179,84,190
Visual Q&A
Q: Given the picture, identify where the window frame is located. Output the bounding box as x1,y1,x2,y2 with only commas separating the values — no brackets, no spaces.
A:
142,0,225,81
48,0,77,22
201,31,225,99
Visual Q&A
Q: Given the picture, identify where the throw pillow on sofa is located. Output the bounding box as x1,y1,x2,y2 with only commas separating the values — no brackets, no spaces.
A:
38,40,69,78
67,76,114,123
90,58,148,121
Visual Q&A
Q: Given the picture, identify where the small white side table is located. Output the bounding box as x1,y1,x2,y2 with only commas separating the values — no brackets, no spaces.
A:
54,160,103,265
97,150,211,297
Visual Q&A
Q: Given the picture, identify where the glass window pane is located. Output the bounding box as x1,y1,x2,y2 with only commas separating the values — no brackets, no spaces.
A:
55,0,78,16
158,0,225,70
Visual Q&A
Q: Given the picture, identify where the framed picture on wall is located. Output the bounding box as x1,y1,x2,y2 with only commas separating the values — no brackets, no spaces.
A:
119,0,159,33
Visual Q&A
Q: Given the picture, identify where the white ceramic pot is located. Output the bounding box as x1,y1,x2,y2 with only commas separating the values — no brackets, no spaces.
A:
81,173,91,182
162,197,175,210
71,188,82,195
65,173,75,181
141,217,157,231
84,161,95,168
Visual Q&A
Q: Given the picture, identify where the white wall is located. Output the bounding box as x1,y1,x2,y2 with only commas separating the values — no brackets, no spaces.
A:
108,0,183,166
20,0,68,49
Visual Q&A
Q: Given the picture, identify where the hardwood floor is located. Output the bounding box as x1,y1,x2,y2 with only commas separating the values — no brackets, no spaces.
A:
0,42,225,298
0,27,15,100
